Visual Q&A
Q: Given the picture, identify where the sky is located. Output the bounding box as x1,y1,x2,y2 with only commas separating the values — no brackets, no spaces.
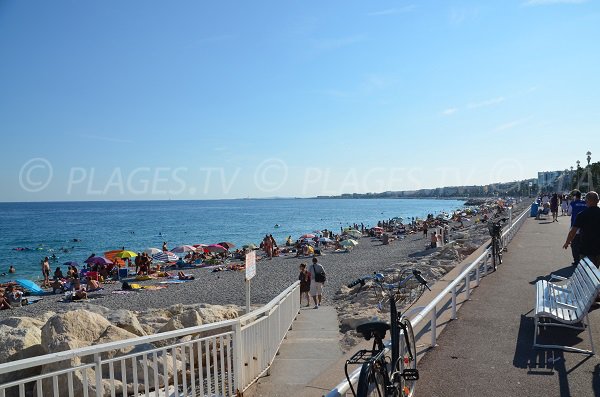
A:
1,0,598,201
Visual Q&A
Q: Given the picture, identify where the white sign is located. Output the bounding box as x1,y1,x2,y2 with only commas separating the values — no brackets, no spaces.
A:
245,251,256,280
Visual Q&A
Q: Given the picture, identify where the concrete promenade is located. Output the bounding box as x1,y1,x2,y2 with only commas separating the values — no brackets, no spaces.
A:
418,214,600,396
246,213,600,396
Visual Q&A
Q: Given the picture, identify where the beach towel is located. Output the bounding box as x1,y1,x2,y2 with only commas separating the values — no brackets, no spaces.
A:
159,280,191,284
15,279,45,295
141,285,167,290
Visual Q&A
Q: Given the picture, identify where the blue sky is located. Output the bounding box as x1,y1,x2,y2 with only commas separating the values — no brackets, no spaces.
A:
1,0,598,201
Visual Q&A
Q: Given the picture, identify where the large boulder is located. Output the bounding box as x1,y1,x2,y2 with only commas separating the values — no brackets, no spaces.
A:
0,318,46,386
106,309,146,336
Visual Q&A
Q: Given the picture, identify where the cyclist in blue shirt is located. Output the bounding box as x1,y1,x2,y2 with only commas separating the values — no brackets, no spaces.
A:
568,190,587,265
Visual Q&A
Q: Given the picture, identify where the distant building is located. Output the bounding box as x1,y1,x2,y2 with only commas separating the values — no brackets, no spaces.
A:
537,170,565,189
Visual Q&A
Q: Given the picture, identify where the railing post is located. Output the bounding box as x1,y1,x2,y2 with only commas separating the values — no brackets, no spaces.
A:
451,286,457,320
475,261,480,286
465,274,470,300
94,353,102,397
233,320,244,394
431,305,437,347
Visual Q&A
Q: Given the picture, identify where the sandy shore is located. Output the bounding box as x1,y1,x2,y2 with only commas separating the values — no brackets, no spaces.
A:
0,200,526,320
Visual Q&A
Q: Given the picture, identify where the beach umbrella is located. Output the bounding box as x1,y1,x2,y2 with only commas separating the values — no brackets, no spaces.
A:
319,237,333,243
301,238,316,245
343,230,362,239
144,248,162,255
205,244,227,253
114,250,138,259
151,251,179,263
300,233,315,239
171,245,196,253
218,242,236,250
84,256,113,265
340,239,358,248
243,243,257,250
63,261,79,268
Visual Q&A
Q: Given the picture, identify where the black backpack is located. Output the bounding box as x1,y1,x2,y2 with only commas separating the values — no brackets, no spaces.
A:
313,264,326,283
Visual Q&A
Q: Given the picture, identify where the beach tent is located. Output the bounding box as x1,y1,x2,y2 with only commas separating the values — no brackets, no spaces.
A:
15,279,45,296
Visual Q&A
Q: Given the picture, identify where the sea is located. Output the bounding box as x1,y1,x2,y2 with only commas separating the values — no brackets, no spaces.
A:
0,198,465,281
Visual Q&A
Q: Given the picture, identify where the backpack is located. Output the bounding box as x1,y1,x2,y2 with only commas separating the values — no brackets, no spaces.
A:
313,264,326,283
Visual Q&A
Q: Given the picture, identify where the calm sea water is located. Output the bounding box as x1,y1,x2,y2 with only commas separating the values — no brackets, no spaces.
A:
0,198,465,280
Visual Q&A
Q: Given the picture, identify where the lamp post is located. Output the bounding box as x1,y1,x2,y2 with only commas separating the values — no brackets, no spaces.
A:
576,160,581,190
587,151,592,166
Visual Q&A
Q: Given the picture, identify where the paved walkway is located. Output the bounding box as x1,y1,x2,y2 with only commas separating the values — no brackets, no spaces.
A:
246,305,343,397
417,215,600,397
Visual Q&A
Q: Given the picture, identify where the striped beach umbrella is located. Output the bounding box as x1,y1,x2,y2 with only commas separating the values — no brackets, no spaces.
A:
151,251,179,263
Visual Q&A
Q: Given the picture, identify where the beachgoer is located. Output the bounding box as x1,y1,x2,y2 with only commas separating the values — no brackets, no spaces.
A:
72,279,87,300
53,267,64,280
309,257,325,309
550,193,559,222
563,191,600,267
41,257,50,288
567,190,588,266
0,290,11,310
178,271,195,280
162,242,168,252
6,285,27,306
430,232,437,249
8,266,15,274
298,263,311,307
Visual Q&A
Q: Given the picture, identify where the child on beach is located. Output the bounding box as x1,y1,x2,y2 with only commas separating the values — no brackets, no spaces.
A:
298,263,311,307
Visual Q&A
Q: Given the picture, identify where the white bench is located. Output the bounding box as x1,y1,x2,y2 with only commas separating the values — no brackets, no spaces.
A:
534,257,600,354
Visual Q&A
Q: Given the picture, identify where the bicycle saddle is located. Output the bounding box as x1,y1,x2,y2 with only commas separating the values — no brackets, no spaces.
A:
356,321,390,340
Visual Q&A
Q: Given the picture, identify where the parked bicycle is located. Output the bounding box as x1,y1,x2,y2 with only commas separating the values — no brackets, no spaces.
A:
487,217,507,270
344,269,430,397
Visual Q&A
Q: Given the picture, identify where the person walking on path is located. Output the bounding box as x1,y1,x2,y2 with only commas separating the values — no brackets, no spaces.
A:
298,263,311,307
567,190,588,265
563,191,600,267
550,193,559,222
309,257,325,309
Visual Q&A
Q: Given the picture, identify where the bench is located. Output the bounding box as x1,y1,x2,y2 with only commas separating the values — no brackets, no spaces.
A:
534,257,600,354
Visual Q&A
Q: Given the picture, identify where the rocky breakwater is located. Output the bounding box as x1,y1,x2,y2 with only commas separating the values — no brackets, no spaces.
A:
0,303,241,397
333,210,508,349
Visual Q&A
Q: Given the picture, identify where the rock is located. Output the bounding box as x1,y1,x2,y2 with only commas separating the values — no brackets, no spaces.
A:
0,321,45,385
40,310,112,352
106,309,146,336
159,310,204,333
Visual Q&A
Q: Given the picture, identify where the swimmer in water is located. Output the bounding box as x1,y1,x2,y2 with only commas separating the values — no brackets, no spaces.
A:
9,266,15,273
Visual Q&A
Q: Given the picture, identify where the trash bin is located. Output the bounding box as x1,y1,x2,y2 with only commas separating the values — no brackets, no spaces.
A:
118,268,129,279
530,202,539,217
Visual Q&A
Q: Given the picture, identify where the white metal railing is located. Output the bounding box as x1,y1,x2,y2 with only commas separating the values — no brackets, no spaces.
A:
327,207,529,396
0,281,300,397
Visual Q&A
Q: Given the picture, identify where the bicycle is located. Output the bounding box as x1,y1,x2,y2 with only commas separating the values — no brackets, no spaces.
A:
344,269,430,397
487,217,507,271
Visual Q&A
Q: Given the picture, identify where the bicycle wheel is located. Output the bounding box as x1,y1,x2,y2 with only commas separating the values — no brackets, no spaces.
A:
495,240,503,265
356,356,389,397
398,318,417,397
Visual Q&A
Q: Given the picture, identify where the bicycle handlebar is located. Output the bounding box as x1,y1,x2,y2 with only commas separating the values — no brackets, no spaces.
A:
347,269,430,291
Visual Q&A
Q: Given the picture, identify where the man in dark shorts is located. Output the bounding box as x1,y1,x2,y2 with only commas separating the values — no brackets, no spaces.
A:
563,191,600,267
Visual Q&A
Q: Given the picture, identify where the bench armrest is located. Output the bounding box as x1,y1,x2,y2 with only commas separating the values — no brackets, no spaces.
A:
549,274,567,281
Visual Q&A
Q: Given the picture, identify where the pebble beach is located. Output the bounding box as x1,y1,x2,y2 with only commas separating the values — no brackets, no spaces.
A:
0,199,525,320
